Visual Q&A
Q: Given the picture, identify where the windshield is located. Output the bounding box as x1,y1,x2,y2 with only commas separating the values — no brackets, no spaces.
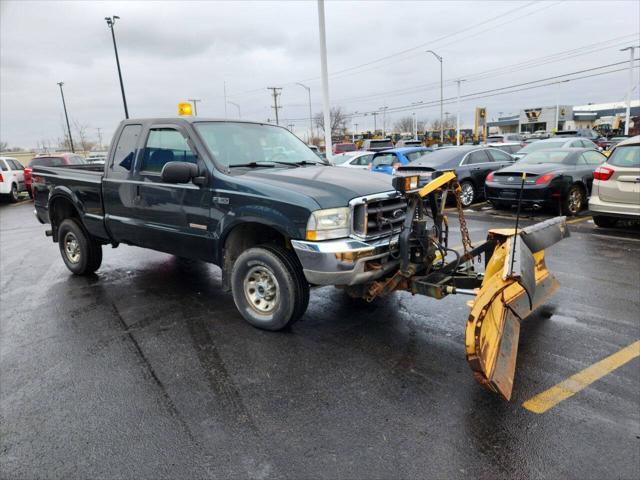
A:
332,152,357,164
194,122,322,167
608,145,640,168
518,150,571,164
517,140,566,154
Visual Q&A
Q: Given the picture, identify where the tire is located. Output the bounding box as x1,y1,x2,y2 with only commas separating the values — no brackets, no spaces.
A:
592,215,618,228
231,245,309,331
563,184,585,216
57,218,103,275
459,180,475,207
9,183,19,203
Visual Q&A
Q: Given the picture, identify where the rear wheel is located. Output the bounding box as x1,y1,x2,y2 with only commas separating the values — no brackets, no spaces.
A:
563,185,585,216
592,215,618,228
58,219,103,275
231,245,309,331
459,180,475,207
9,183,19,203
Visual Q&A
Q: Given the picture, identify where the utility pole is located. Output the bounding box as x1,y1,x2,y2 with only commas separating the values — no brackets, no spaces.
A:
288,123,295,132
317,0,332,159
372,112,379,132
95,127,103,150
621,45,639,136
267,87,282,125
412,112,417,140
455,79,465,146
188,99,201,116
353,123,358,143
379,106,389,137
57,82,75,153
427,50,443,145
297,83,314,143
223,81,228,118
228,101,241,119
105,16,129,119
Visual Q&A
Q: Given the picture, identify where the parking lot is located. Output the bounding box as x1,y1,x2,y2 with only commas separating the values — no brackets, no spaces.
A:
1,198,638,479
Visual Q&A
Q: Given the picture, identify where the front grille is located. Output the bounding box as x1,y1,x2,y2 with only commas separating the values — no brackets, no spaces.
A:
352,193,408,239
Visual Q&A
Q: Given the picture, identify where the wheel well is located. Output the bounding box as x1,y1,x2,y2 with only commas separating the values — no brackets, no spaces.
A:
49,196,80,241
221,223,287,291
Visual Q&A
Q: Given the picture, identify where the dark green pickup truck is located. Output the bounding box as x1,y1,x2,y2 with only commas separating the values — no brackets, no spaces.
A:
33,118,405,330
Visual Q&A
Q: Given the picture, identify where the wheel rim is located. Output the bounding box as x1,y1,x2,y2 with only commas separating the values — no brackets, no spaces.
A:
567,188,582,214
11,185,17,200
460,183,474,206
63,232,81,264
243,266,280,314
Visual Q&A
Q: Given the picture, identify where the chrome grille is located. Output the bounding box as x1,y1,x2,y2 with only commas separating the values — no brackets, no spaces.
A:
351,193,407,239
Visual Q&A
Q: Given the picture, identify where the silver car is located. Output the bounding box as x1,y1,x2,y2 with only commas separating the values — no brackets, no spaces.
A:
588,135,640,227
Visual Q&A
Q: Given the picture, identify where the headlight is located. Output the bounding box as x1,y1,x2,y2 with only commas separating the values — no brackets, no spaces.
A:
306,207,350,240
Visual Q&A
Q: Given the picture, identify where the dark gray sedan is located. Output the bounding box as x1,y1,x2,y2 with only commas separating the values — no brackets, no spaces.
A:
396,145,515,206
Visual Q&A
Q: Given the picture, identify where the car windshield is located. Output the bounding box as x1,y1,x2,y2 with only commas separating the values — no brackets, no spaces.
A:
607,145,640,168
29,156,66,167
518,150,571,164
332,152,357,164
517,140,566,154
194,122,323,167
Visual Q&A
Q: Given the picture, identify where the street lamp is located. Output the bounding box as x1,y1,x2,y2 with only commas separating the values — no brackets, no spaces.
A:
455,79,465,145
228,101,241,119
57,82,74,153
296,82,314,143
317,0,332,159
426,50,443,144
620,45,639,136
105,16,129,119
188,98,201,116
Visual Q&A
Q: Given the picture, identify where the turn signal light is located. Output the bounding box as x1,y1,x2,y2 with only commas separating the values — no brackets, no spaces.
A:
535,173,555,185
392,175,420,192
593,166,614,181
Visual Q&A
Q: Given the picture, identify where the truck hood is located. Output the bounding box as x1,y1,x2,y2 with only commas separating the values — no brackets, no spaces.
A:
241,166,394,208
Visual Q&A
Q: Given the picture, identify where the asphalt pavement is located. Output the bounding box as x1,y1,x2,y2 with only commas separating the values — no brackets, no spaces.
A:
1,199,639,479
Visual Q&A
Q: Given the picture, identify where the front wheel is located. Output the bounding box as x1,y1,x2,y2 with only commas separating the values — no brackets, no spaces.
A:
459,180,475,207
231,245,310,331
9,183,19,203
58,219,103,275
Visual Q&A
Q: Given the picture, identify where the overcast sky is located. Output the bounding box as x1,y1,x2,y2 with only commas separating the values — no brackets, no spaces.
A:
1,0,639,148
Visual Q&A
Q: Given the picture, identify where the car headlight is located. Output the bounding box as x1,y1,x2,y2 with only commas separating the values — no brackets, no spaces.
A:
305,207,350,241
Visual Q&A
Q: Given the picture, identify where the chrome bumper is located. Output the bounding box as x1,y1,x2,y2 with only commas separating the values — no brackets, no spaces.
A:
291,235,399,286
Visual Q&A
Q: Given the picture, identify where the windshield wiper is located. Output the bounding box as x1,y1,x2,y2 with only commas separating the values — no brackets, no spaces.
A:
229,161,300,169
294,160,326,166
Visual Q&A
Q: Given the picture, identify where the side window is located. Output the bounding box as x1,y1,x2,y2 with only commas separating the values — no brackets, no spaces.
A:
110,124,142,178
583,151,605,165
141,128,196,173
487,149,512,162
8,159,23,170
577,155,587,165
465,150,490,164
355,154,373,166
0,160,6,171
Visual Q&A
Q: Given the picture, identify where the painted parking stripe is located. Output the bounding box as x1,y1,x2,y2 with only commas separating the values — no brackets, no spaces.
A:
566,215,592,224
522,340,640,414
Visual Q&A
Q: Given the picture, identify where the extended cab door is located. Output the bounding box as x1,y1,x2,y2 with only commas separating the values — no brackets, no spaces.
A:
131,125,213,260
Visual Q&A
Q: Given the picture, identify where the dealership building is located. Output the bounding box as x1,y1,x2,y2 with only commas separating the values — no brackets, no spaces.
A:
488,100,640,134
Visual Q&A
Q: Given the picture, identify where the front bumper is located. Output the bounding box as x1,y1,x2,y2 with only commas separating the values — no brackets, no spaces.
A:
291,235,399,286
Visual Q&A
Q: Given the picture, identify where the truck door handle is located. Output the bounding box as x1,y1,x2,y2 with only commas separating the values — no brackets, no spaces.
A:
135,184,141,202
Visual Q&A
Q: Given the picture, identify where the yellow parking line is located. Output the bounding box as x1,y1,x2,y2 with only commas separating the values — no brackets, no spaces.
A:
566,215,592,224
522,340,640,414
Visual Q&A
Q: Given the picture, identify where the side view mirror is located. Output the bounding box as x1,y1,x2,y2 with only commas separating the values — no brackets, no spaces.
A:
161,161,198,184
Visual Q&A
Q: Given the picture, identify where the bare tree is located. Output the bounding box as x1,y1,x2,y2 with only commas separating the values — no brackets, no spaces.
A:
73,120,95,152
394,116,415,133
314,107,347,137
430,118,455,131
0,141,7,152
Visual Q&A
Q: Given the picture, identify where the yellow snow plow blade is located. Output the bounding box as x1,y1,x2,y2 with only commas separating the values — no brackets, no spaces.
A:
465,218,568,400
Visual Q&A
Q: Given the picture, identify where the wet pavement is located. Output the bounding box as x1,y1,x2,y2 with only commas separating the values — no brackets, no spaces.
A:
1,200,639,479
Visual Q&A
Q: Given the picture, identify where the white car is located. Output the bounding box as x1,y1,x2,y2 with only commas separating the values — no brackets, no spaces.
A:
589,135,640,227
512,137,597,160
333,151,375,169
0,156,26,203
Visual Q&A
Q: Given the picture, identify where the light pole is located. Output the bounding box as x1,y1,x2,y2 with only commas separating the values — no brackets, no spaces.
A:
455,79,465,145
228,101,241,118
57,82,74,153
353,123,358,143
188,99,201,116
426,50,443,145
317,0,332,159
620,45,639,136
296,82,314,143
105,16,129,119
379,106,389,137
